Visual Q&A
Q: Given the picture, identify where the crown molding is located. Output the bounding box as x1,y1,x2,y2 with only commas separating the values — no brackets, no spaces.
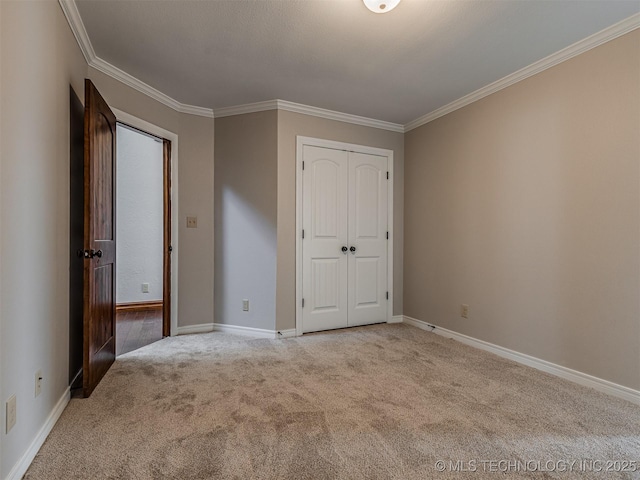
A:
405,12,640,132
58,0,95,63
59,0,398,128
213,100,280,118
60,0,638,131
215,99,405,133
276,100,405,132
89,57,214,118
58,0,214,118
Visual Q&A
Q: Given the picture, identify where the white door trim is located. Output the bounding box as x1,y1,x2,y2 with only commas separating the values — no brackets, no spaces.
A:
295,136,394,336
111,107,179,337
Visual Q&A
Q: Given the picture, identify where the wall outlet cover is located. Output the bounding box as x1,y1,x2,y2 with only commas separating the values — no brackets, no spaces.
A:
186,216,198,228
142,283,150,293
6,395,16,433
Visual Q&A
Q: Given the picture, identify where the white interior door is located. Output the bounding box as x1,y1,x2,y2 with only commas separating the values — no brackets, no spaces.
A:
347,152,388,327
302,146,349,333
302,144,389,334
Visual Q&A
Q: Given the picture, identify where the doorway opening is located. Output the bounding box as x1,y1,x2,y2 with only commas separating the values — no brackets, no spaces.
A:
115,122,171,356
68,82,179,395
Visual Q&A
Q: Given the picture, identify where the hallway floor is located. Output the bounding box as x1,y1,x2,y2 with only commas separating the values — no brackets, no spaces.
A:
116,308,163,356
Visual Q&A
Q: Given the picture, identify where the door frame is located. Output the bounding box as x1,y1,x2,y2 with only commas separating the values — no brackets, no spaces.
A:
112,108,179,336
295,136,394,337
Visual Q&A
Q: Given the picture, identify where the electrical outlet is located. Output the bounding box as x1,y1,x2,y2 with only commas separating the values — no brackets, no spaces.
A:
461,304,469,319
35,370,43,397
186,216,198,228
6,395,16,433
242,299,249,312
142,283,149,293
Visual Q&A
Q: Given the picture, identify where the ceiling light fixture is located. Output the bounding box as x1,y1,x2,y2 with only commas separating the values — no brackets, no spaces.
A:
363,0,401,13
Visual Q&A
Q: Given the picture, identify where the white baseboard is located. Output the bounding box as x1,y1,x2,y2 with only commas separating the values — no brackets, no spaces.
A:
403,316,436,331
213,323,299,339
275,329,297,339
387,315,403,324
403,316,640,406
5,387,70,480
178,322,299,339
176,323,214,335
212,323,275,338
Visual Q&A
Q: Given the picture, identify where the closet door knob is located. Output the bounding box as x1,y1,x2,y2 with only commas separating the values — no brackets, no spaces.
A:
350,246,356,253
341,246,348,253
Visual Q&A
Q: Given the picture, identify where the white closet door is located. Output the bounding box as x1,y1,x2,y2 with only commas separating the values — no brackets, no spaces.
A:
302,146,349,333
347,152,388,327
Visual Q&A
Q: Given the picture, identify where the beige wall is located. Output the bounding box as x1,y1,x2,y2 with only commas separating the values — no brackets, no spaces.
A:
87,68,215,328
0,3,214,473
276,111,404,331
404,30,640,390
0,2,87,476
214,111,278,329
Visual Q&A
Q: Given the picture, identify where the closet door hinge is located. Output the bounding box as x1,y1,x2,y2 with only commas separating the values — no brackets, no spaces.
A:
302,161,305,170
386,231,389,240
302,298,305,308
386,292,389,300
302,229,305,239
386,171,389,180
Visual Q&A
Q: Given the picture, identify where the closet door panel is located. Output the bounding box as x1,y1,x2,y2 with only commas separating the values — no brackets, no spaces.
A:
347,152,388,327
302,146,349,333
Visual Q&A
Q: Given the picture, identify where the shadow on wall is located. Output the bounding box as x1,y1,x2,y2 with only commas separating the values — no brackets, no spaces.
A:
214,112,279,331
215,184,277,329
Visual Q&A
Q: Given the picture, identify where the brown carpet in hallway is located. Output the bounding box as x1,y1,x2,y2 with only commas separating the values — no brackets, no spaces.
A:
26,324,640,479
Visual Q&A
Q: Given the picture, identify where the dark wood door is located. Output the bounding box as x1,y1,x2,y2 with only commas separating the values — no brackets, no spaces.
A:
69,86,85,388
83,79,117,397
163,139,172,336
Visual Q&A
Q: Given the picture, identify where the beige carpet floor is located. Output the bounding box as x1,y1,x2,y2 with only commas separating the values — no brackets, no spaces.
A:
26,324,640,479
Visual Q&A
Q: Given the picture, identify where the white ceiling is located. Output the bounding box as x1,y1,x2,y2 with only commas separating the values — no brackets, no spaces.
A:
75,0,639,125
